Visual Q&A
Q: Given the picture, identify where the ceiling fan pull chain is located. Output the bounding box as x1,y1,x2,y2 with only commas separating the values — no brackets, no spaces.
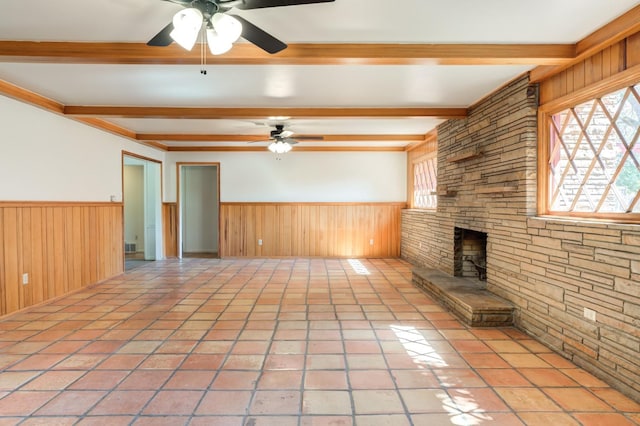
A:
200,27,207,75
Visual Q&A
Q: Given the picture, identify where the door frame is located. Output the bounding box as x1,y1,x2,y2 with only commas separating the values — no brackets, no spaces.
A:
176,162,221,259
122,151,164,263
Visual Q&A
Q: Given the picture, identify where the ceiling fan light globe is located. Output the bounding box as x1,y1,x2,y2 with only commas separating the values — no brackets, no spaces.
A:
206,29,233,55
170,8,203,51
268,141,292,154
211,13,243,43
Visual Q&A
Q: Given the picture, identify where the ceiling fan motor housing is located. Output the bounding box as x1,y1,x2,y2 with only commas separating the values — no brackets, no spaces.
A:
271,124,286,138
188,0,220,18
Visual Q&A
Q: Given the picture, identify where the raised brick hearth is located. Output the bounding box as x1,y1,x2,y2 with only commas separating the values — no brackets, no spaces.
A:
412,267,514,327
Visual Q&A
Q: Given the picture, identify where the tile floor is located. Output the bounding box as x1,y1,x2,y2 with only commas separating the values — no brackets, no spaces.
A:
0,258,638,425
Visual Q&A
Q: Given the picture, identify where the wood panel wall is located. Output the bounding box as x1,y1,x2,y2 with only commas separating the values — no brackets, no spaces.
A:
539,31,640,104
220,203,405,258
0,203,123,317
162,202,177,258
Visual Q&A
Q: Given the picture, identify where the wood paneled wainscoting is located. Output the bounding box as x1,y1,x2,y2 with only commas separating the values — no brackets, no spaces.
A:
0,202,123,317
220,202,405,257
162,202,177,258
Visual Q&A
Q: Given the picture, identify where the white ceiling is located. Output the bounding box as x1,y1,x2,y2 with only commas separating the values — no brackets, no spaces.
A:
1,0,636,44
0,0,638,150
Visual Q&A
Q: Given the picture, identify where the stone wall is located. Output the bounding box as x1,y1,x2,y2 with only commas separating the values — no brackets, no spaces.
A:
401,74,640,400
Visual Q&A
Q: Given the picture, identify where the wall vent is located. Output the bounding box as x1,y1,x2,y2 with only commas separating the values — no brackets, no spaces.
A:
124,243,137,253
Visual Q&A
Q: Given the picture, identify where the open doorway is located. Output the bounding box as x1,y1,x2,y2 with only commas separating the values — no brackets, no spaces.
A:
178,163,220,259
123,153,163,270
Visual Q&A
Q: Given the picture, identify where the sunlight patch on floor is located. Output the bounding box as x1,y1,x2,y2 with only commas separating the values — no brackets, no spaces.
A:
392,324,493,425
445,389,496,425
391,325,447,368
347,258,370,275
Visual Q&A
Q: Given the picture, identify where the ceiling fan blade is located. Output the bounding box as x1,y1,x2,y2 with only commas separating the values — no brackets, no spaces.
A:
229,15,287,54
281,138,299,145
147,22,174,46
236,0,335,10
160,0,191,5
292,135,324,140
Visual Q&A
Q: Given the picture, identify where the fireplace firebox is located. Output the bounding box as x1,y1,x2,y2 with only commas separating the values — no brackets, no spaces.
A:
454,227,487,281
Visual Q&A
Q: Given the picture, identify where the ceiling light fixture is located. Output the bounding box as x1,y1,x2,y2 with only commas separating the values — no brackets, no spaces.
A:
268,141,293,154
206,27,233,55
170,8,203,51
170,8,243,55
211,13,243,44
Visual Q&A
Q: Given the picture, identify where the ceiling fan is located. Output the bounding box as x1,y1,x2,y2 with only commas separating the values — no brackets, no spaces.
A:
255,124,324,153
148,0,335,54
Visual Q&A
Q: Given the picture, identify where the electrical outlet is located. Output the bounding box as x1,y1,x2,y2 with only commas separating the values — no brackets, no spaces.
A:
584,307,596,321
369,239,374,246
258,239,263,246
22,273,29,285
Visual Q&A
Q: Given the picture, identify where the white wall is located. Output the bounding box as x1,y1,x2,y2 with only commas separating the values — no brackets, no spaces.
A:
123,165,145,249
165,151,407,203
0,95,164,201
0,94,406,204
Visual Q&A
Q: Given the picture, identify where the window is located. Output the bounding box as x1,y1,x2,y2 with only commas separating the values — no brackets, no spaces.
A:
543,83,640,218
413,154,437,209
407,134,437,209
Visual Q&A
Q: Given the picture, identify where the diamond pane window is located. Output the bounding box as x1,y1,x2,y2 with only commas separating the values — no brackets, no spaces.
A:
413,156,437,209
547,83,640,215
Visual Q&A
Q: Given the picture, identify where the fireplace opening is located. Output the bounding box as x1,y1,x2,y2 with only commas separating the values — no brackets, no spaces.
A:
454,227,487,281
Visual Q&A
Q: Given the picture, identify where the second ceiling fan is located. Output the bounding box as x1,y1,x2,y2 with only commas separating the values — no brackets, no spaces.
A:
148,0,335,54
253,124,324,154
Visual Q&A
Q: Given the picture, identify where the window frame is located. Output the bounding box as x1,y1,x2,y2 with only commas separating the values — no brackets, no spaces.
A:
538,69,640,223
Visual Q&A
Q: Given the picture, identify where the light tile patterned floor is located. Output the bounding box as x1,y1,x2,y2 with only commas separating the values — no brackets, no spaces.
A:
0,258,638,425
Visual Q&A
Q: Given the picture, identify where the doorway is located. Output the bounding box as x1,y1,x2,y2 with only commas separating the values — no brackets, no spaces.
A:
178,163,220,259
123,153,163,270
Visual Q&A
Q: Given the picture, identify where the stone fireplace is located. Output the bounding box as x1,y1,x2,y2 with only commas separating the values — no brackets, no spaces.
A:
403,73,640,401
453,227,487,281
412,225,511,327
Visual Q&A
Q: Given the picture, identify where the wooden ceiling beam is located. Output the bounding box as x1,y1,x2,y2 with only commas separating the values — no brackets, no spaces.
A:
137,133,427,142
166,146,406,152
530,4,640,82
65,106,467,119
0,41,575,66
0,79,64,114
75,117,137,140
